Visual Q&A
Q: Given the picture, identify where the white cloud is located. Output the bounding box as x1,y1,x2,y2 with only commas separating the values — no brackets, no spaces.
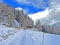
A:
28,8,49,21
16,0,47,8
49,20,56,25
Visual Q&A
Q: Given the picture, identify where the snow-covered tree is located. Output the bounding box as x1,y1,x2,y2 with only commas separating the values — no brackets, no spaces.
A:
35,20,42,31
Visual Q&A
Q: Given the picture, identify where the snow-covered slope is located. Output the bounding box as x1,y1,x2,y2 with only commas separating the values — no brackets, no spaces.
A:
0,24,19,41
0,24,43,45
0,24,60,45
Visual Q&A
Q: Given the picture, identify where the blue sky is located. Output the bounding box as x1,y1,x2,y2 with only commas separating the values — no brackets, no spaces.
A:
2,0,49,14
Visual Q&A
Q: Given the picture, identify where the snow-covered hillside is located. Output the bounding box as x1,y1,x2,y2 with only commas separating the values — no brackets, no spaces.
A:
0,24,60,45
